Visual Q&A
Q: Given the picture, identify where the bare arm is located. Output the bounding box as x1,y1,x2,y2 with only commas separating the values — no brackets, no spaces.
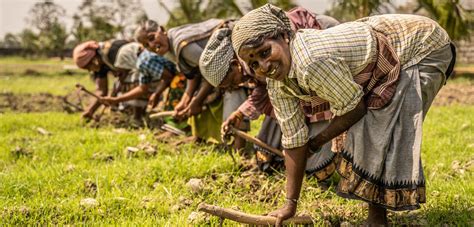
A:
83,77,108,118
178,76,214,117
190,78,214,105
178,76,200,107
284,144,308,201
149,70,174,108
101,84,148,105
269,144,308,226
309,99,366,150
184,75,200,97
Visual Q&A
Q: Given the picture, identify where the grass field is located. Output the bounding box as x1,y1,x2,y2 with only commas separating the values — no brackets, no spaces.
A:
0,57,473,225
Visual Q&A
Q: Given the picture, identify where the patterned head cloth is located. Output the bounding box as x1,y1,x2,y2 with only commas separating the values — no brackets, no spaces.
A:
232,4,292,53
199,28,234,87
73,41,99,69
133,20,159,42
115,42,141,70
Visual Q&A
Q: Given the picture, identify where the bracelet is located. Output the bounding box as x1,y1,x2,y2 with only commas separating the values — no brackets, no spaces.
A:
233,110,244,120
286,197,298,204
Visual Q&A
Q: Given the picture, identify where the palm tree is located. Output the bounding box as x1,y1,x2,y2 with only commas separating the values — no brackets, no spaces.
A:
416,0,473,40
160,0,297,28
327,0,389,22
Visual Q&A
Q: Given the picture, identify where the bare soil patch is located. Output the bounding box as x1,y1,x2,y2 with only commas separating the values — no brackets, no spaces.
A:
0,91,151,128
433,82,474,106
1,81,472,123
0,92,82,113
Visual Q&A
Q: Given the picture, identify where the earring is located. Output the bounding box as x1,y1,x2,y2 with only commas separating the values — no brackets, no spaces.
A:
285,38,290,43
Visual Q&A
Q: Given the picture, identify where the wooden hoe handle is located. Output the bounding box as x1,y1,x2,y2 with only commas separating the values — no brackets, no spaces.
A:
198,203,313,225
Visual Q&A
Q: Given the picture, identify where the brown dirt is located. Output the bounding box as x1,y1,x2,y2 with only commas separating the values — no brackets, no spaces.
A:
0,91,163,129
1,81,472,127
0,92,84,113
432,82,474,106
86,109,164,129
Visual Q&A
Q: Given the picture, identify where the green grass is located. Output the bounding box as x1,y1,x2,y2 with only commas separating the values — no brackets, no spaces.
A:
0,57,472,225
0,57,94,96
0,106,472,225
0,74,94,96
0,56,76,65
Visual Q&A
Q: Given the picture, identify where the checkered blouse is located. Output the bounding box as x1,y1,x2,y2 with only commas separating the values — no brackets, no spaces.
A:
268,14,450,149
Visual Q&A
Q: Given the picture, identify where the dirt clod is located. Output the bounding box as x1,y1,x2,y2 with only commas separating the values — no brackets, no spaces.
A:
92,152,114,162
80,198,99,208
140,197,156,209
186,178,203,194
65,164,75,172
187,211,209,224
84,179,97,195
11,146,32,158
125,146,140,158
139,142,157,157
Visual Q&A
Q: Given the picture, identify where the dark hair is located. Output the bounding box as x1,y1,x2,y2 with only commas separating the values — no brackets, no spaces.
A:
134,20,159,41
240,27,292,50
142,20,159,33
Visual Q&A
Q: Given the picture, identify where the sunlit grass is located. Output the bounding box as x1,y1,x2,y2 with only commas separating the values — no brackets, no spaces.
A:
0,106,472,225
0,58,472,225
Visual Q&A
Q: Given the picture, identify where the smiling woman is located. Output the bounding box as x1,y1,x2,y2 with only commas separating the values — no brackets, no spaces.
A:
231,3,456,226
239,37,291,81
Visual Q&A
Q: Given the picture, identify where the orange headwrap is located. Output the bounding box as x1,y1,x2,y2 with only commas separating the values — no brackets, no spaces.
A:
73,41,99,69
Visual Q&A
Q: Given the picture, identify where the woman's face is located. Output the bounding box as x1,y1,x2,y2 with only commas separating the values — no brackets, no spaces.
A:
84,56,101,72
149,28,170,55
238,35,291,81
218,59,247,90
136,30,151,50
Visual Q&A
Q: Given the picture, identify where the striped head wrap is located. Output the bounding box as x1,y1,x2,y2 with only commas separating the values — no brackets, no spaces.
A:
115,42,141,70
199,28,234,87
231,4,292,53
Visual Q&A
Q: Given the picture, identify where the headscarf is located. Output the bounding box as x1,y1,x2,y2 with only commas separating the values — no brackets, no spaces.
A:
73,41,99,69
199,28,234,87
231,4,292,53
286,6,321,31
115,42,141,70
133,20,159,42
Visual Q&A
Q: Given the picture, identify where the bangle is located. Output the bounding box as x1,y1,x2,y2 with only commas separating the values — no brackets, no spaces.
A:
233,111,244,120
286,197,298,204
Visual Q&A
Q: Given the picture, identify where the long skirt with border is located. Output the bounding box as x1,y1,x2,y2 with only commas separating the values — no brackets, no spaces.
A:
336,44,453,211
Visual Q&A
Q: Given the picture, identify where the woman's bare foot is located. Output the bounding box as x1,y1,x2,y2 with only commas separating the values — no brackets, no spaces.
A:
365,204,388,226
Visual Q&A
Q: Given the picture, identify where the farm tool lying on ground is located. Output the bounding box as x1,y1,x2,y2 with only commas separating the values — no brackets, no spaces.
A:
198,203,313,225
197,128,312,225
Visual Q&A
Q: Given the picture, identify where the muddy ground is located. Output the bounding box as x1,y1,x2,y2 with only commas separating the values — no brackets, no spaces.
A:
1,81,473,128
0,92,84,113
0,91,165,129
431,82,474,106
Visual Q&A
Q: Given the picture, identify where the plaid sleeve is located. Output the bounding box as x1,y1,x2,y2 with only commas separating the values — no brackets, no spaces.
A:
305,57,363,116
268,80,308,149
138,56,164,85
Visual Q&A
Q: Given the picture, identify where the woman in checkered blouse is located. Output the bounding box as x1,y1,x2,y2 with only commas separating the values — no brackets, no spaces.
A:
231,4,456,225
